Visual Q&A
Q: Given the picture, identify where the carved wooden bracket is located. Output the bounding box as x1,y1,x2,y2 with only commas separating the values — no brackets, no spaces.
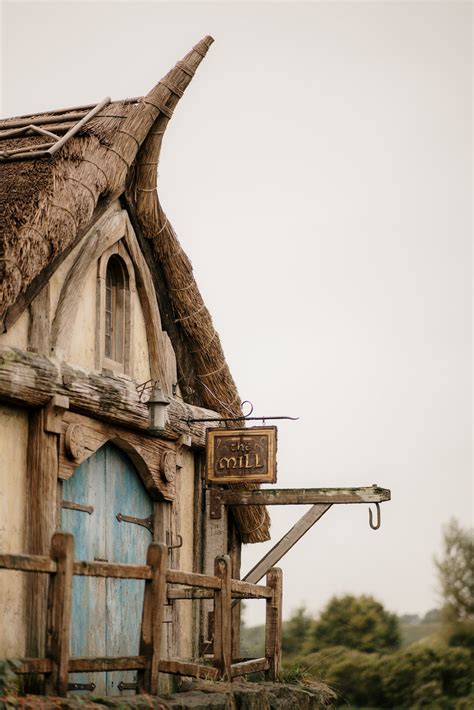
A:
176,433,192,469
64,423,85,460
44,394,70,434
161,450,177,484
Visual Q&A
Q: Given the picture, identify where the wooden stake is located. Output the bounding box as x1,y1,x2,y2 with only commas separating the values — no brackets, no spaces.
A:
213,555,232,681
44,532,74,697
137,542,167,695
265,568,282,682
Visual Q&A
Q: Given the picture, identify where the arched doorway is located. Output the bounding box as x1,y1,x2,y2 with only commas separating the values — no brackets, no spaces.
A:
61,443,153,695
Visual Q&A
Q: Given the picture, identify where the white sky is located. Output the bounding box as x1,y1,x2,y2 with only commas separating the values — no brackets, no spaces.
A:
1,1,472,627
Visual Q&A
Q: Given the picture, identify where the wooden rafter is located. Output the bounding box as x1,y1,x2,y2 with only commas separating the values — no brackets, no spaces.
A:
0,97,111,162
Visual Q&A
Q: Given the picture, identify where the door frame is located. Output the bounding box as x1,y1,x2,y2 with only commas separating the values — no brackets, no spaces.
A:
58,411,176,502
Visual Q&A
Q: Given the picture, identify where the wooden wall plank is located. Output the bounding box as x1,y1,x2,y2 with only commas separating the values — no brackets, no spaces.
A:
25,407,60,691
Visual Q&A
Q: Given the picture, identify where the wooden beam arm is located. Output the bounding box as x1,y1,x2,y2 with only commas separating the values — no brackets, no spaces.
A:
213,486,390,509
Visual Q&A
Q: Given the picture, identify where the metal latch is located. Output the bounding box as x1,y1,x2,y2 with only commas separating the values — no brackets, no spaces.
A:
209,489,222,519
68,682,96,692
116,513,153,533
62,500,94,515
118,681,137,691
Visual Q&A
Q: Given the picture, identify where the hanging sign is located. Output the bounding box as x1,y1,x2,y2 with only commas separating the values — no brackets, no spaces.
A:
206,426,277,484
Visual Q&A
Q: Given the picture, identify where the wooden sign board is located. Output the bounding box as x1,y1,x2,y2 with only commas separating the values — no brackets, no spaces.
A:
206,426,277,485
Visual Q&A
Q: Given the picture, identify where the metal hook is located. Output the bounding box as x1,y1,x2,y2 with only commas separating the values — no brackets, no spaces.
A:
368,502,381,530
167,533,183,550
241,400,254,418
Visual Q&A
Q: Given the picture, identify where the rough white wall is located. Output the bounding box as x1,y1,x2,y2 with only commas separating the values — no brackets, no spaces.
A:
131,289,151,384
67,261,97,370
0,311,29,350
0,404,28,657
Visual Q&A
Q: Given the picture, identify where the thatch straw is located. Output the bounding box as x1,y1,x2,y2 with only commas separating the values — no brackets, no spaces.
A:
129,39,271,543
0,36,270,543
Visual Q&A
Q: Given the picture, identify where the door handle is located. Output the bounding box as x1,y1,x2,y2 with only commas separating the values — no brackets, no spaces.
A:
94,557,108,562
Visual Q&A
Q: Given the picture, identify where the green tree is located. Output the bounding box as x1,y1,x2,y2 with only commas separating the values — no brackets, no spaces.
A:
308,594,400,654
282,606,313,657
435,519,474,622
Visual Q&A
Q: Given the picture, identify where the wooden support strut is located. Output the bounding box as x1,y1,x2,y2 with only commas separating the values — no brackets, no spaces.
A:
243,504,332,586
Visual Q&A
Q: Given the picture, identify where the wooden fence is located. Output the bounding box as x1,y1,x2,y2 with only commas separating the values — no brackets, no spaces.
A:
0,532,282,696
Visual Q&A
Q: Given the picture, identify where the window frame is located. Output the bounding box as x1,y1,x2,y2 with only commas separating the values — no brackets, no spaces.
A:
96,241,135,375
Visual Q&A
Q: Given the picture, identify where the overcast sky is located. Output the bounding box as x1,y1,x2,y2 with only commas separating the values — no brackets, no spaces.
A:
1,0,472,626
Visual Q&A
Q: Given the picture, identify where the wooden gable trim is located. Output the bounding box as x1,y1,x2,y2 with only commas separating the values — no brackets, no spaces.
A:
51,205,126,359
50,204,176,396
123,198,202,406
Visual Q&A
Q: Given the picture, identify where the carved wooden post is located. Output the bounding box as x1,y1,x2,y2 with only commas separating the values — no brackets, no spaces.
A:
213,555,232,681
265,567,282,681
26,396,68,691
44,532,74,696
137,542,167,695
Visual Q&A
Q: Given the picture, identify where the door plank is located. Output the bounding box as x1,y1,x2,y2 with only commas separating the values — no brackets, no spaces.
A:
61,448,107,694
105,445,153,696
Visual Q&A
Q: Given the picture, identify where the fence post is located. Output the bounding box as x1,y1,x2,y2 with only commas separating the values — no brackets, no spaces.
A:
265,567,282,681
213,555,232,681
44,532,74,696
137,542,167,695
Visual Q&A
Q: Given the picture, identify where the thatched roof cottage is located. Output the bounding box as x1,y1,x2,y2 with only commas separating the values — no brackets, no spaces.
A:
0,36,270,694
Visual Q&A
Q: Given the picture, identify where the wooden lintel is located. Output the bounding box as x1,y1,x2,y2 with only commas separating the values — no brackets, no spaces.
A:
219,486,391,507
0,346,221,446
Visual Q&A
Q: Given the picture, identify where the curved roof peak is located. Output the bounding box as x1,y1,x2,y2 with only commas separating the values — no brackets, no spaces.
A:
116,35,214,168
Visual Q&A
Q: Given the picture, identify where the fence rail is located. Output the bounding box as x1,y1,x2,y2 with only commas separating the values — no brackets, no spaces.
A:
0,532,282,696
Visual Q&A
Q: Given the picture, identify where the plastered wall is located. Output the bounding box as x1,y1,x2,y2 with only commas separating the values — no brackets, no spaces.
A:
0,404,28,657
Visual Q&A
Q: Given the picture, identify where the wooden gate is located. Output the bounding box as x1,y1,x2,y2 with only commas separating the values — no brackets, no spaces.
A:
61,443,153,695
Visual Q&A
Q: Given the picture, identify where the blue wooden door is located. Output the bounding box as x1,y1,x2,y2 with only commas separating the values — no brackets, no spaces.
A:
62,443,153,696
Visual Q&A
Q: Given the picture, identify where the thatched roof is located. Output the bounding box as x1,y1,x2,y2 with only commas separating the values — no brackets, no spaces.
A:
0,36,270,544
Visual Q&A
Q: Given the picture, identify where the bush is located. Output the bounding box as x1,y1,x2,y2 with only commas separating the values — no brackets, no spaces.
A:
308,594,400,654
446,620,474,656
282,606,314,657
298,644,473,708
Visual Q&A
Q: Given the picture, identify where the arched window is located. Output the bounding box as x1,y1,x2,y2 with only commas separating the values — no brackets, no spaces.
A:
105,256,128,363
97,242,134,374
